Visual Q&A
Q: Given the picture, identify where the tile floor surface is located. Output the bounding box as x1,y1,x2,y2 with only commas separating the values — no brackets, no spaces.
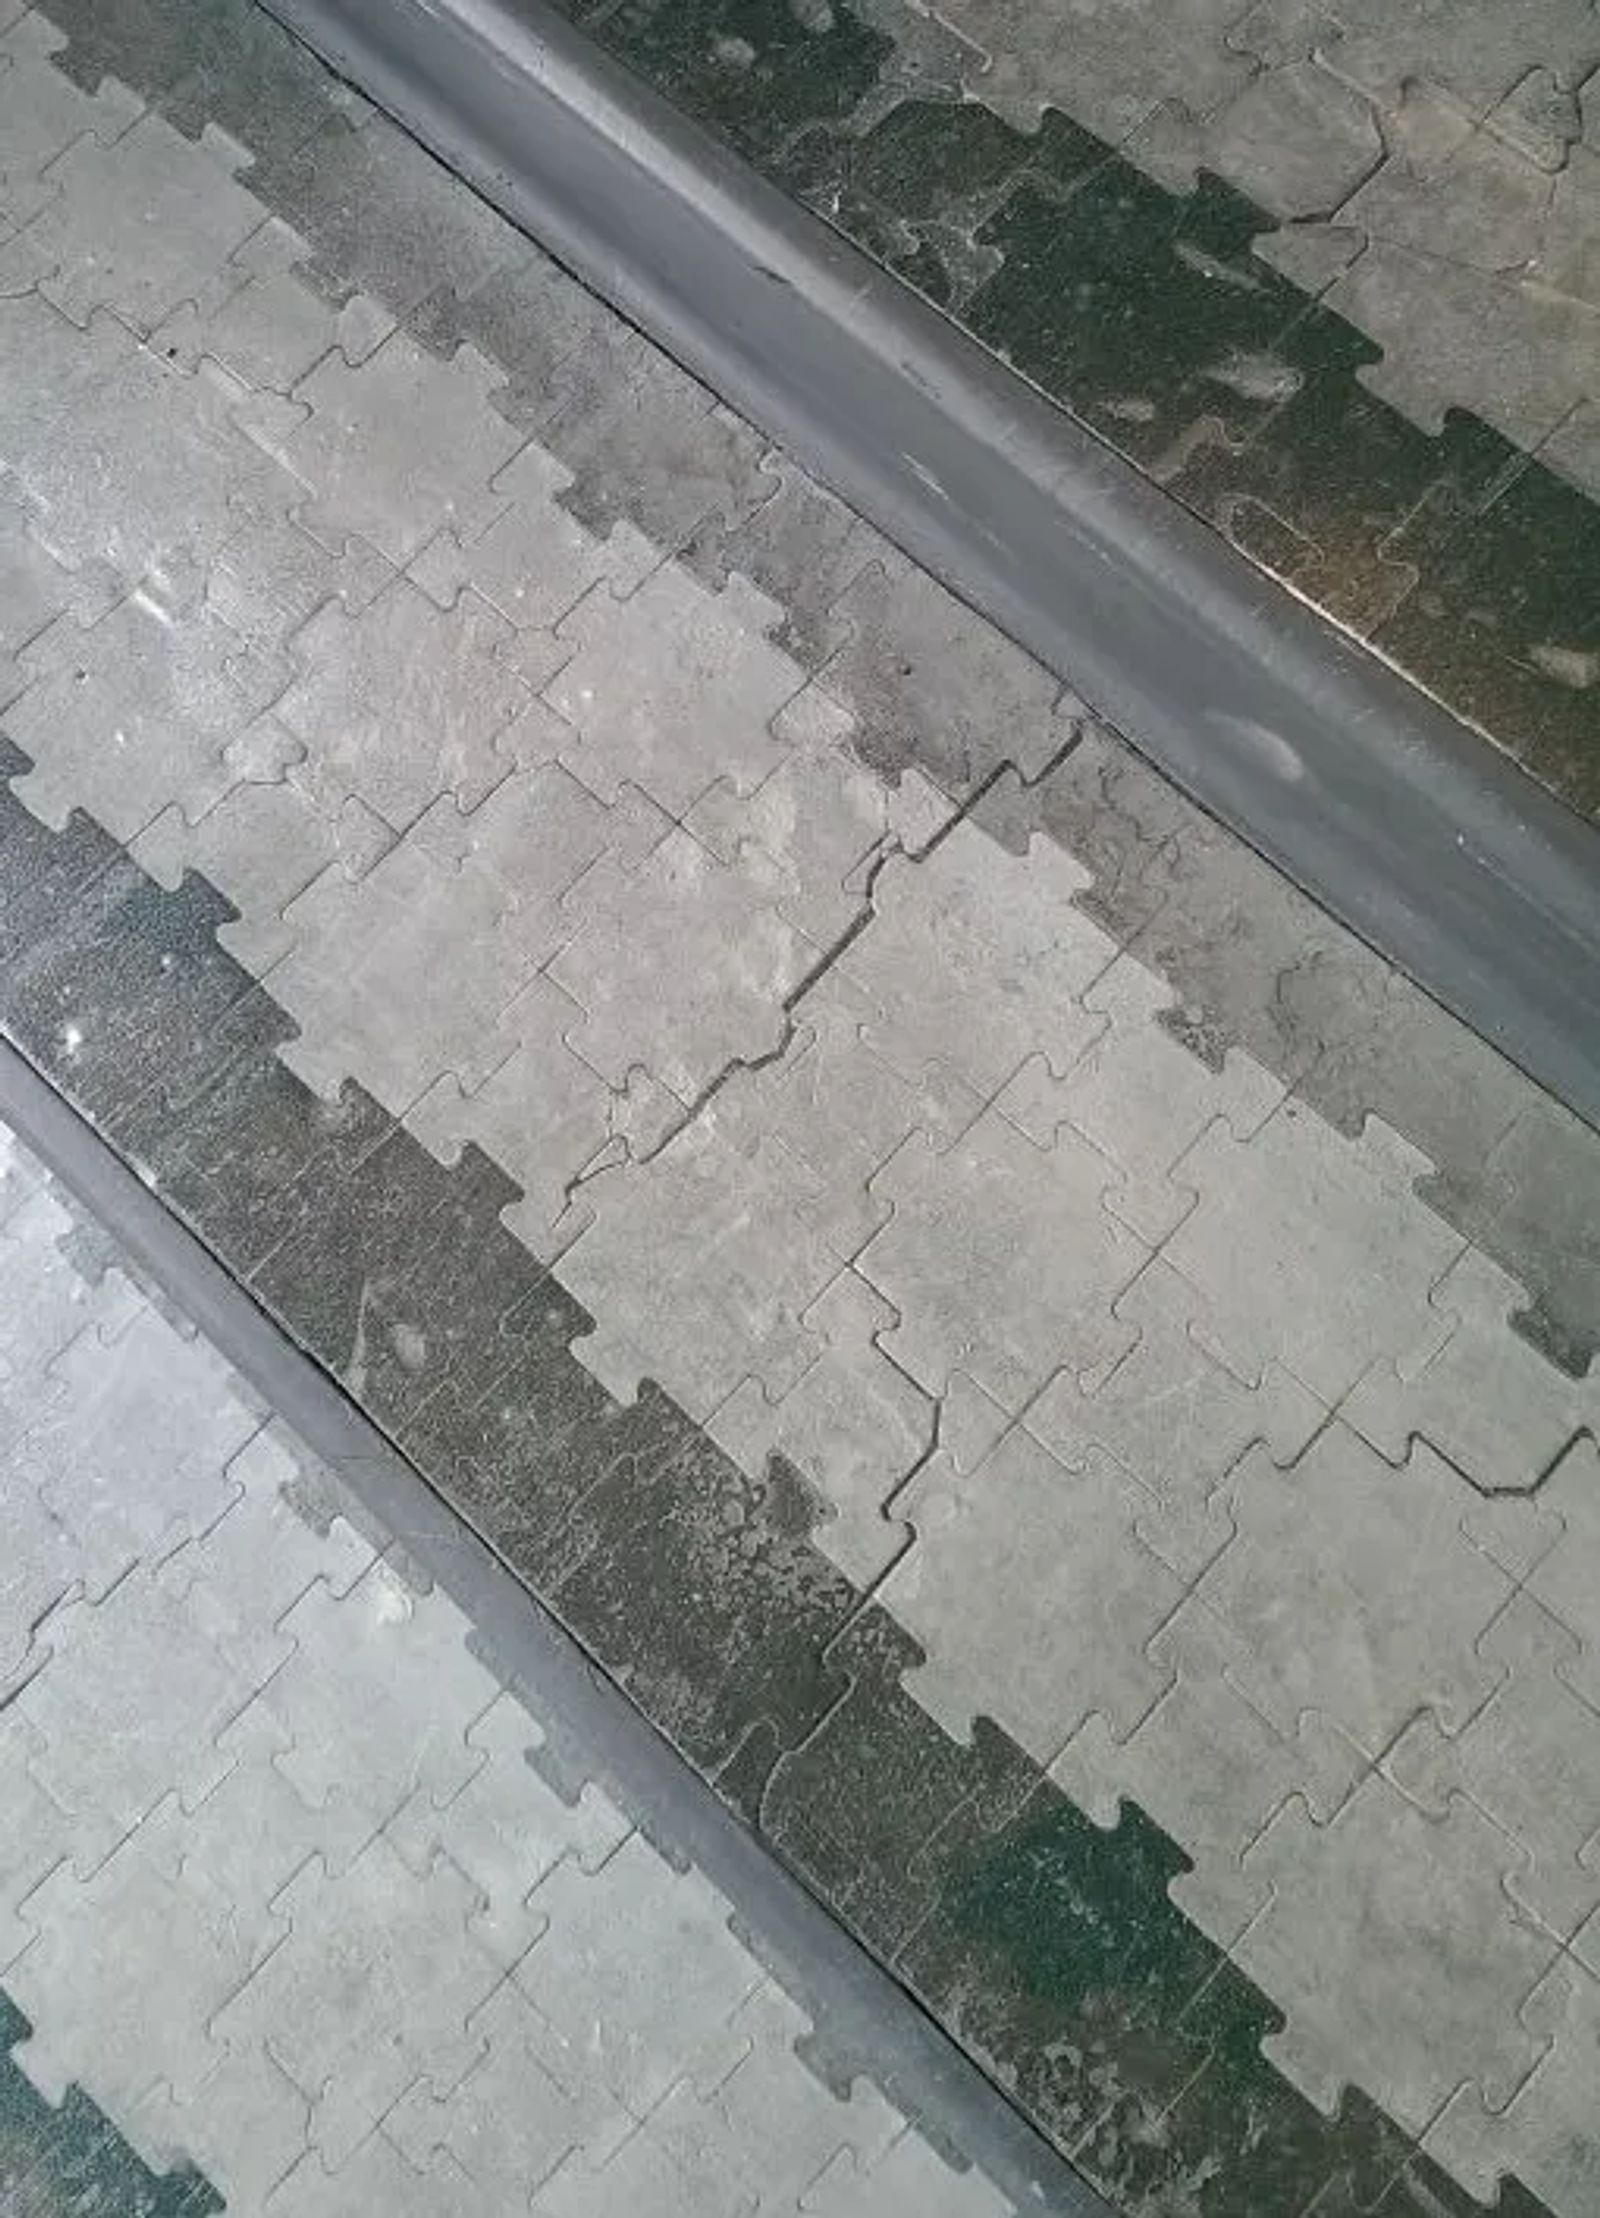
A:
553,0,1600,811
0,5,1599,2213
0,1112,1031,2216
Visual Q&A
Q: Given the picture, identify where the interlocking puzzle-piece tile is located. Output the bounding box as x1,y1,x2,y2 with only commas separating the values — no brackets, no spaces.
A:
1345,1243,1598,1494
1574,1901,1600,1985
1292,954,1536,1207
269,832,538,1114
29,112,262,334
551,1418,856,1803
1027,1255,1323,1582
9,21,1597,2218
386,1286,674,1596
14,1563,276,1874
158,1424,376,1674
273,573,531,829
818,550,1083,792
388,1976,630,2205
546,562,802,816
1523,1436,1600,1710
210,1834,500,2168
559,1104,834,1419
542,324,778,552
134,2041,309,2212
1343,120,1555,279
1324,238,1592,453
0,218,55,303
269,2130,479,2216
1322,0,1600,118
411,760,669,961
1148,1972,1489,2218
150,216,395,398
685,687,953,947
551,825,821,1105
726,964,983,1263
1388,1592,1600,1941
839,818,1115,1104
997,950,1285,1243
403,237,602,431
762,1601,1038,1964
1053,1594,1365,1949
1201,59,1382,221
7,1780,294,2120
678,1981,905,2208
1250,213,1367,296
0,295,301,583
859,1102,1149,1413
936,1368,1012,1475
709,1267,932,1584
0,14,142,232
1537,143,1600,315
7,632,185,884
883,1428,1185,1762
4,857,271,1160
203,508,393,655
244,1116,544,1434
133,768,395,975
1081,759,1392,1079
0,1171,143,1438
536,2108,760,2218
224,1559,500,1872
1235,1776,1557,2140
23,1299,262,1593
411,435,659,632
683,452,884,671
265,96,521,319
0,474,118,685
1427,1951,1600,2217
1490,65,1585,171
802,2126,1016,2216
932,1783,1258,2191
6,586,282,843
513,1833,765,2118
402,985,610,1255
386,1690,629,1961
103,1018,377,1304
0,1715,70,1971
1200,1424,1515,1761
406,984,678,1267
1164,1099,1463,1404
1439,1093,1600,1381
1457,1489,1567,1602
928,0,1256,144
0,1464,79,1692
272,329,521,564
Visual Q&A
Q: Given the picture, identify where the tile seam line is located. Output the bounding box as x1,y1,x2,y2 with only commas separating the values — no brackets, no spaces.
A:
250,0,1600,1136
0,1027,1111,2218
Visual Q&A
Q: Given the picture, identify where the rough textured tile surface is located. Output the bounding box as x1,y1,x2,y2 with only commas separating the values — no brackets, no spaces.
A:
589,0,1600,816
2,14,1598,2215
0,1110,1032,2218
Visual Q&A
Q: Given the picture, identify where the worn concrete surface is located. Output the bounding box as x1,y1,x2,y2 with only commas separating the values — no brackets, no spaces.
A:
1,7,1599,2214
